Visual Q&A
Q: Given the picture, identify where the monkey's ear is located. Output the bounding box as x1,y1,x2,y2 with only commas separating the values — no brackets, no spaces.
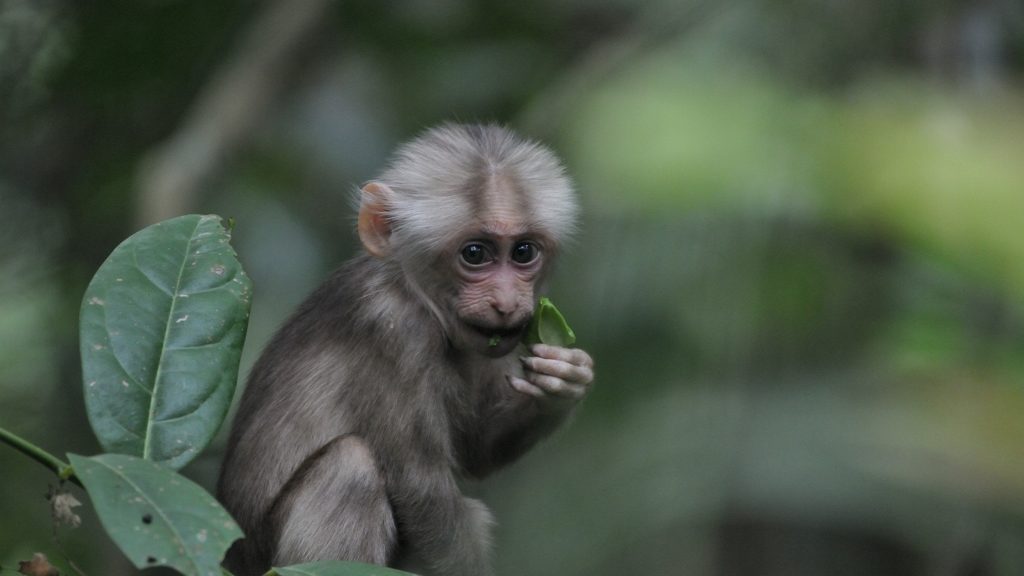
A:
358,182,393,258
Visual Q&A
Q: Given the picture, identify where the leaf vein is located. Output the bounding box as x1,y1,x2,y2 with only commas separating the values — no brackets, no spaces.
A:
152,378,223,424
144,218,208,461
99,305,155,396
164,341,227,352
128,254,175,298
106,414,144,440
92,458,202,574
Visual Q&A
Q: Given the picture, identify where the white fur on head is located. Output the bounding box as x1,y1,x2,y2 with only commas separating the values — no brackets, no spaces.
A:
368,123,578,259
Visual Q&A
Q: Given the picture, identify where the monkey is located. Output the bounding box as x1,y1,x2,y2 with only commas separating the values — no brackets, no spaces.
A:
216,123,594,576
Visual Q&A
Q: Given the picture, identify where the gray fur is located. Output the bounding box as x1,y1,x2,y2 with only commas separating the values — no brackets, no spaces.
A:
217,124,581,576
271,435,395,566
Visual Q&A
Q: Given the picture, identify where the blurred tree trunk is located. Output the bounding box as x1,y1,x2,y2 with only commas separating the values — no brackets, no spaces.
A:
135,0,334,226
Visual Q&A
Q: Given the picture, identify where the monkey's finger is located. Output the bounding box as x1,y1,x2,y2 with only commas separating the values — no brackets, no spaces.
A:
524,372,587,400
520,356,592,386
507,375,545,398
529,344,594,369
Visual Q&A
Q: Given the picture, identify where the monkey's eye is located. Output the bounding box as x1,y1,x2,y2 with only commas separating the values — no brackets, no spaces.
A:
511,242,539,265
460,243,489,267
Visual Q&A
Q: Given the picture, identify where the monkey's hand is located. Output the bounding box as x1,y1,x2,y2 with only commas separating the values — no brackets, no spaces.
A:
511,344,594,408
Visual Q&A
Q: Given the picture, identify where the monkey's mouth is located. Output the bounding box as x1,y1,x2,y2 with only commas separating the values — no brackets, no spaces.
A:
466,321,529,353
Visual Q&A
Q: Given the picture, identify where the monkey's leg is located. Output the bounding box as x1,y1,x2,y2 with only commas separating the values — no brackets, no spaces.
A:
391,473,495,576
268,435,396,567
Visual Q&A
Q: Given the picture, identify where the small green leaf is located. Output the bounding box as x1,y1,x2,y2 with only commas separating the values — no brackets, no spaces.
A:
267,562,416,576
68,453,242,576
80,214,252,470
524,297,577,347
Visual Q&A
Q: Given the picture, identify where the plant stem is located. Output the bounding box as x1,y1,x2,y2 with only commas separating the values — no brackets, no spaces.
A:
0,425,82,488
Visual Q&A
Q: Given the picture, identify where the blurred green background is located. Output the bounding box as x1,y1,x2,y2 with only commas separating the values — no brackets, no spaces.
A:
3,0,1024,574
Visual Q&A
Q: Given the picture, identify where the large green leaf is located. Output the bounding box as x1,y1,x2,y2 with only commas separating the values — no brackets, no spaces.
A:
268,562,416,576
68,453,242,576
80,214,252,470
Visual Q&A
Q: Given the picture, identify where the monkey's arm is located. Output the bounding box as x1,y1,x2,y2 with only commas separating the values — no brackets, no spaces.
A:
467,344,594,476
389,465,494,576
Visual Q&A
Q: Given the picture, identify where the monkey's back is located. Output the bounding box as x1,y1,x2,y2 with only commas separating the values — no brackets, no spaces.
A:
217,255,453,573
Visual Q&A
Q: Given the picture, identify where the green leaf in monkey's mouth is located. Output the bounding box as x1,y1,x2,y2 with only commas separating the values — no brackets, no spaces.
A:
466,321,527,349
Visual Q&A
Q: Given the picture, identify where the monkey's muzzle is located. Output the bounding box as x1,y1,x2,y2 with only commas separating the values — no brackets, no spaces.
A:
466,320,529,357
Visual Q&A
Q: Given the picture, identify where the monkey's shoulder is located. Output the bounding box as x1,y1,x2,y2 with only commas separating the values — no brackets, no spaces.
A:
270,256,397,339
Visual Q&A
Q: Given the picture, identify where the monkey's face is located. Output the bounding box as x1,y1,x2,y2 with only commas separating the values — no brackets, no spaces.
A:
448,234,546,357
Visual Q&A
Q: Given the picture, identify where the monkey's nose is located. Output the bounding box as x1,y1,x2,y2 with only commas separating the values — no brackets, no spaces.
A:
489,294,518,318
490,301,514,317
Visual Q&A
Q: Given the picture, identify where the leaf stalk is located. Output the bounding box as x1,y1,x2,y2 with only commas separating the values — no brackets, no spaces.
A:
0,425,83,488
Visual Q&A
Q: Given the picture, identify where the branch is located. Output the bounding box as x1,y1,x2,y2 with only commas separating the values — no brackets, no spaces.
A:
135,0,335,226
0,425,83,488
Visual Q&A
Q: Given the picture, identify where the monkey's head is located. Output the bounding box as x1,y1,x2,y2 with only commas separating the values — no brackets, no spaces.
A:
356,124,578,357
